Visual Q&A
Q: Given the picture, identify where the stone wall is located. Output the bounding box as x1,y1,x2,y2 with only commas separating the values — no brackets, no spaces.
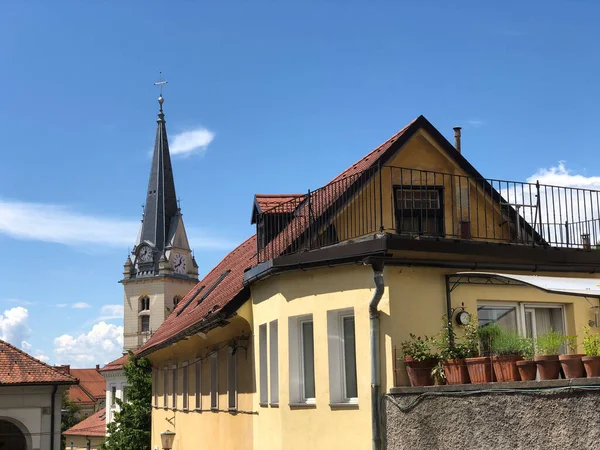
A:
384,379,600,450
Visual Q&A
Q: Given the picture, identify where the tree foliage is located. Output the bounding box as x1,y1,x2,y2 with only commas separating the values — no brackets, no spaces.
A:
101,352,152,450
61,391,82,450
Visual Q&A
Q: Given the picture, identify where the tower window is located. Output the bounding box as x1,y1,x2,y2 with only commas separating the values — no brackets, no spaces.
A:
141,316,150,333
173,295,182,307
140,296,150,311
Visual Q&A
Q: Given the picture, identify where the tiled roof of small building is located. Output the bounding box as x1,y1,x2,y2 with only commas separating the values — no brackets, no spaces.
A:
255,194,305,213
63,407,106,437
68,385,96,405
0,339,77,385
99,354,129,372
139,235,256,356
71,368,106,399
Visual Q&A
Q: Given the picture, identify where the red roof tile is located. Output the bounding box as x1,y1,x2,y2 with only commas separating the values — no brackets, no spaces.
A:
68,385,96,405
70,368,106,399
63,407,106,437
0,339,77,385
255,194,305,214
99,354,129,372
139,235,257,355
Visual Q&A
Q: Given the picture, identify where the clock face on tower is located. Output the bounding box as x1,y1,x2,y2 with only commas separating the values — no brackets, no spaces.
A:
172,253,186,274
138,245,153,263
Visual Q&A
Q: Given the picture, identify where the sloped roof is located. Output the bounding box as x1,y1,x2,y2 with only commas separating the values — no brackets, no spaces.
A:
68,385,96,405
251,194,306,224
63,407,106,437
0,339,77,385
71,368,106,399
99,354,129,373
138,235,257,356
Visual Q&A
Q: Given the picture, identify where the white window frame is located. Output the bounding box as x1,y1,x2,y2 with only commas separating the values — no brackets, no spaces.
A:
327,308,358,405
195,358,202,411
478,301,567,339
269,320,279,405
210,352,218,410
110,385,116,407
288,314,316,405
259,323,268,405
172,364,178,410
228,348,237,411
182,361,189,411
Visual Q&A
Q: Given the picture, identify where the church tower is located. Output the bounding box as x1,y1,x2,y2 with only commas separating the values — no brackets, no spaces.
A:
121,91,199,351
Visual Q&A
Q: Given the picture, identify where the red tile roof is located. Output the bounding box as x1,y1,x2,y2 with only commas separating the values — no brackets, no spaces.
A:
63,407,106,437
70,368,106,400
139,235,257,355
68,385,96,405
99,354,129,372
255,194,305,213
0,339,77,385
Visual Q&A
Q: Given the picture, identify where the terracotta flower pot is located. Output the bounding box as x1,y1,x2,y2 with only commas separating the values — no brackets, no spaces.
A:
535,355,561,380
404,356,437,386
465,357,494,384
582,356,600,378
492,355,522,382
443,359,470,385
516,360,537,381
559,354,585,379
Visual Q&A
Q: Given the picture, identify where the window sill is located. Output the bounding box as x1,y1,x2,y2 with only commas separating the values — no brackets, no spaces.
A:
289,402,316,408
210,408,219,412
194,408,202,412
329,402,359,408
228,407,237,412
269,403,280,408
259,402,269,407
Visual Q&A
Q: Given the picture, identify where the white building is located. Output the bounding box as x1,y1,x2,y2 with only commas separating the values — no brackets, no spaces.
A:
0,339,77,450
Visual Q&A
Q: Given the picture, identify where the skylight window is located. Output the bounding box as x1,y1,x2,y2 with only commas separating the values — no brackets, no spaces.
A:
176,285,205,316
195,270,231,306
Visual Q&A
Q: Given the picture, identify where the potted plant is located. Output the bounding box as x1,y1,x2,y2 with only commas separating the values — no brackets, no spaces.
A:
559,335,585,379
582,327,600,377
515,337,537,381
535,329,564,380
465,323,501,383
435,315,471,385
492,330,525,382
400,334,439,386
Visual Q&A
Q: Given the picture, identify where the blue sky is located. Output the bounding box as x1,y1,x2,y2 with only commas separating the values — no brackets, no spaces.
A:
2,0,600,366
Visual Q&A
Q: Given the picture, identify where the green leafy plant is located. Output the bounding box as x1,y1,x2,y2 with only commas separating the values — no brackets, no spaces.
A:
478,323,502,356
493,330,530,357
583,327,600,356
463,321,480,358
564,335,579,354
521,337,535,360
101,352,152,450
61,391,82,450
535,328,565,356
434,315,477,360
400,334,438,361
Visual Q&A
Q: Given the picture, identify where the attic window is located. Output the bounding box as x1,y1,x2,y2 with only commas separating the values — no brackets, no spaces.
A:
196,270,232,306
176,285,205,316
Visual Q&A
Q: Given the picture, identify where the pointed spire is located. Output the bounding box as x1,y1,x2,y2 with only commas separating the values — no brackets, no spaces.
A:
138,82,178,261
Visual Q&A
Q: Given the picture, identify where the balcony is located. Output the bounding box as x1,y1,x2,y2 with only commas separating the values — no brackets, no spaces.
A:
255,165,600,263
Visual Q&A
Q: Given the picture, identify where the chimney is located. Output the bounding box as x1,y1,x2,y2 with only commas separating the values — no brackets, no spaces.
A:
453,127,462,153
55,364,70,375
96,364,100,371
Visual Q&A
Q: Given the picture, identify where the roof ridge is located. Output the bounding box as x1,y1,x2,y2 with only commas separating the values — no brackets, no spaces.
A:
0,339,78,383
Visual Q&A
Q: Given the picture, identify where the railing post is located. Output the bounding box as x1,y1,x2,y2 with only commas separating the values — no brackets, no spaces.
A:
256,215,261,261
307,189,312,250
379,162,384,232
535,180,541,245
565,220,569,247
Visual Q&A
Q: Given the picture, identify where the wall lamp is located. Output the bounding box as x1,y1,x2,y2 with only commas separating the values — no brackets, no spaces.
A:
161,430,176,450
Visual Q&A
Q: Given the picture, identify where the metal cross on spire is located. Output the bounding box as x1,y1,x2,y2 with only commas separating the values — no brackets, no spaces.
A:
154,72,168,111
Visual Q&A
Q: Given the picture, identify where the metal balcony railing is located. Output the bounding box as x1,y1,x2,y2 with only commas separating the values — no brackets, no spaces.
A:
256,165,600,263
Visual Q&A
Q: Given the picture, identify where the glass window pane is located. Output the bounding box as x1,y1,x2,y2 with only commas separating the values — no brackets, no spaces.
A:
228,352,236,409
269,321,279,404
172,367,177,409
343,316,358,399
195,361,201,410
259,324,268,404
302,321,315,399
477,305,518,332
183,365,188,410
210,354,218,409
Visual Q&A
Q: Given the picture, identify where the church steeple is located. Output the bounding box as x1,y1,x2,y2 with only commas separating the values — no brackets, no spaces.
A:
138,94,179,256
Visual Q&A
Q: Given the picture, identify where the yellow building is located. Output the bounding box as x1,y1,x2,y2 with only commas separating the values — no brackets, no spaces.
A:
139,115,600,450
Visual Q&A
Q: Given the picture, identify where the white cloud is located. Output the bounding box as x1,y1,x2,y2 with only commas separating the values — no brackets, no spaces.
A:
22,340,32,351
527,162,600,189
55,304,68,308
72,302,92,309
0,306,31,349
100,305,124,317
53,322,124,368
0,199,233,251
34,353,50,363
466,119,484,128
3,298,37,306
170,127,215,157
0,199,139,247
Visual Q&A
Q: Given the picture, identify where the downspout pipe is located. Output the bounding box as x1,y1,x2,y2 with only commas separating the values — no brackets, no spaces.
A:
50,384,58,450
369,262,385,450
